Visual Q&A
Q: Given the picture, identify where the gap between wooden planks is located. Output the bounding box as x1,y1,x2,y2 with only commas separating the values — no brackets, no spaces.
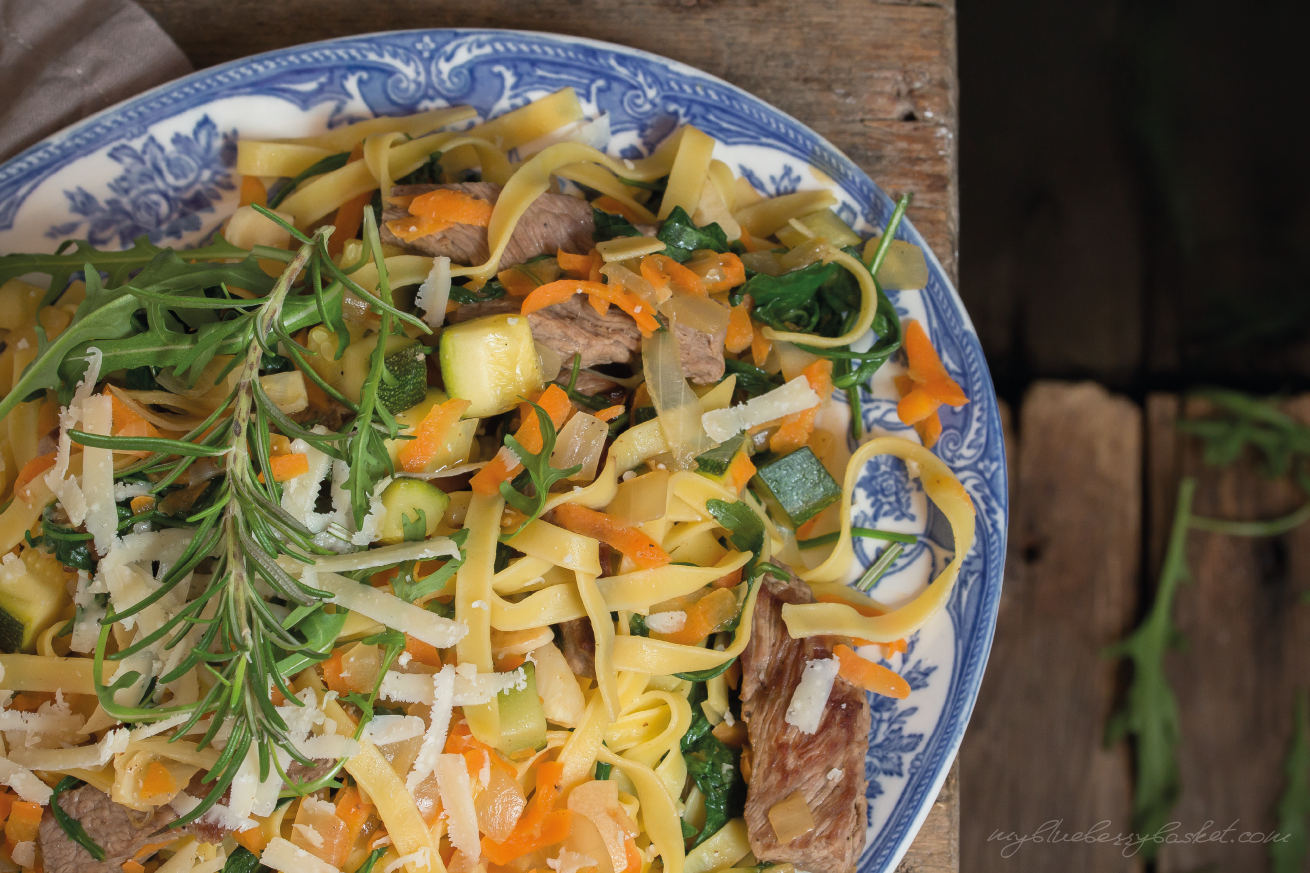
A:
962,382,1310,873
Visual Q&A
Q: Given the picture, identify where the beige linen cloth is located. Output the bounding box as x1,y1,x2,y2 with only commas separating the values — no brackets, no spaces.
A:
0,0,191,162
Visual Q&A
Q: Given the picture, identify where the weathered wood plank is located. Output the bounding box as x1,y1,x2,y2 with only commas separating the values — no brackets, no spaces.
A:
960,382,1141,873
137,0,959,279
898,760,959,873
1147,394,1310,873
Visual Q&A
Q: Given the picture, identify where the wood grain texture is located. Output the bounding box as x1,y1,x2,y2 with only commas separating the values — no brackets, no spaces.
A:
139,4,960,868
959,382,1142,873
1146,394,1310,873
137,0,959,280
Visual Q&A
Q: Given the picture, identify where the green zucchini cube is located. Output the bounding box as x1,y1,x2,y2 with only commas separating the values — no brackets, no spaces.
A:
752,446,842,527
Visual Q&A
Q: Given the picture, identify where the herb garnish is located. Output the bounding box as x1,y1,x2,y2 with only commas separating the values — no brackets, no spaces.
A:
50,777,106,860
498,401,582,535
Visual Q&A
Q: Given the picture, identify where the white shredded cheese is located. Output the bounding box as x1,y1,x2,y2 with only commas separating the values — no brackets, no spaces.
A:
81,394,118,553
548,850,597,873
381,671,435,705
228,745,262,821
261,837,342,873
350,477,392,546
701,376,822,443
8,726,128,771
307,538,460,575
415,257,452,328
452,663,526,705
826,768,844,782
293,824,326,849
294,733,359,761
407,665,455,792
0,758,53,804
384,849,432,873
281,429,335,532
366,714,426,746
11,841,35,868
436,753,480,857
308,570,466,649
784,658,840,735
644,610,687,634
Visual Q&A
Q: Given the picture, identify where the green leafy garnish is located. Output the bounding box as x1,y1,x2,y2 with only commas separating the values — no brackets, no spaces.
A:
221,846,263,873
723,359,782,399
1273,691,1310,873
50,777,106,861
356,846,389,873
498,401,582,535
392,529,469,604
656,206,730,262
681,683,744,848
592,206,644,242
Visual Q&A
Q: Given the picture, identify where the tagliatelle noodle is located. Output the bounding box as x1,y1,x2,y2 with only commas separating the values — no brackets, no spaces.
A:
363,132,404,206
594,553,750,614
597,745,684,873
575,571,619,718
760,249,877,349
491,555,556,594
616,690,692,771
782,436,975,642
456,494,502,746
658,125,716,220
488,582,585,631
346,255,438,296
504,519,601,575
235,142,334,178
450,140,681,282
441,87,585,173
556,690,612,790
0,654,95,692
611,576,763,674
554,163,657,223
734,188,839,239
284,105,478,152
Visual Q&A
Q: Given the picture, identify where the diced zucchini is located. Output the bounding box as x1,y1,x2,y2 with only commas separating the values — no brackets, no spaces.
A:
377,345,429,413
377,479,450,545
776,208,862,249
497,662,547,755
695,435,747,478
384,388,478,473
752,447,842,527
0,550,72,653
341,333,421,406
439,314,545,418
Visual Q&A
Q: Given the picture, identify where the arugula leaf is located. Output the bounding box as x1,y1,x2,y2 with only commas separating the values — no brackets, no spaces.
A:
1273,691,1310,873
266,151,351,209
681,683,744,847
39,504,95,572
392,529,469,603
723,359,782,399
51,777,106,861
401,509,428,542
221,847,263,873
656,206,729,262
592,206,644,242
450,279,508,304
499,402,582,534
733,261,845,336
395,150,445,187
356,847,389,873
1177,389,1310,478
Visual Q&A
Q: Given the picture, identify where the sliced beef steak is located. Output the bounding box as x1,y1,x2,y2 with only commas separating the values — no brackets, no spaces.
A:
381,183,593,270
739,571,870,873
557,618,597,680
447,295,724,385
40,785,177,873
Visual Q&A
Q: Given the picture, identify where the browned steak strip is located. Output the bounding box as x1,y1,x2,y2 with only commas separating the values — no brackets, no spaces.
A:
380,183,593,270
39,785,177,873
739,571,870,873
447,295,724,385
557,617,597,680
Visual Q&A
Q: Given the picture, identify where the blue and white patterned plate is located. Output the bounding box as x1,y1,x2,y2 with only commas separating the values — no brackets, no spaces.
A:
0,29,1006,873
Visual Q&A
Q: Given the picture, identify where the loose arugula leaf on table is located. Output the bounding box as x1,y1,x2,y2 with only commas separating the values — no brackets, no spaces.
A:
1177,388,1310,478
681,683,744,848
656,206,730,262
1273,691,1310,873
499,401,582,535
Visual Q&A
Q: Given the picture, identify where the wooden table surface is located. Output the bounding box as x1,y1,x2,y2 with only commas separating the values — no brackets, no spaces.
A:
137,1,961,871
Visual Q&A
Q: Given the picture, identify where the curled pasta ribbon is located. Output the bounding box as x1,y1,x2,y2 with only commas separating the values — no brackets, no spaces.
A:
784,436,976,642
456,493,502,746
760,248,876,349
597,745,685,873
451,141,680,282
610,576,763,675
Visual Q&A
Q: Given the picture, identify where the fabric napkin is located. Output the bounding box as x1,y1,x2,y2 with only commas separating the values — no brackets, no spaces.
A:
0,0,191,162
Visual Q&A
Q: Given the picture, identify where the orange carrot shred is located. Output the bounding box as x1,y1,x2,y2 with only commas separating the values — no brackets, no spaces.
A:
833,643,910,699
686,250,746,293
640,253,706,297
725,298,754,354
239,176,267,208
399,398,471,473
595,405,625,422
553,504,670,570
593,195,644,225
469,385,572,496
13,453,56,502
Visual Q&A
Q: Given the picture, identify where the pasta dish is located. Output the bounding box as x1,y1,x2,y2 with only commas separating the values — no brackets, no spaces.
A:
0,88,974,873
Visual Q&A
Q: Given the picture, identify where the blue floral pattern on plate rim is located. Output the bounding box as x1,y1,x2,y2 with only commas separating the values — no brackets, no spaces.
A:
0,29,1007,873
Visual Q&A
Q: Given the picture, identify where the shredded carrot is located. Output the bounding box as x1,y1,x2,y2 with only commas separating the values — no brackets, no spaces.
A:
520,279,660,335
481,761,569,865
896,320,968,427
833,643,910,699
329,191,372,258
623,837,642,873
498,267,541,298
444,722,518,779
258,453,309,483
4,801,42,845
123,861,147,873
104,387,160,441
497,652,527,672
725,298,754,354
594,405,625,422
686,250,746,293
320,648,349,695
520,279,598,316
403,634,443,668
711,566,743,589
469,385,572,496
233,826,268,855
593,195,644,225
399,398,471,473
650,587,738,645
750,320,772,367
335,785,373,848
0,790,14,827
13,452,55,502
738,229,763,253
386,188,495,244
140,761,178,801
36,397,59,439
553,504,670,570
769,359,833,454
814,594,906,652
129,494,156,516
915,411,943,449
640,253,706,296
557,249,598,279
239,176,267,208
